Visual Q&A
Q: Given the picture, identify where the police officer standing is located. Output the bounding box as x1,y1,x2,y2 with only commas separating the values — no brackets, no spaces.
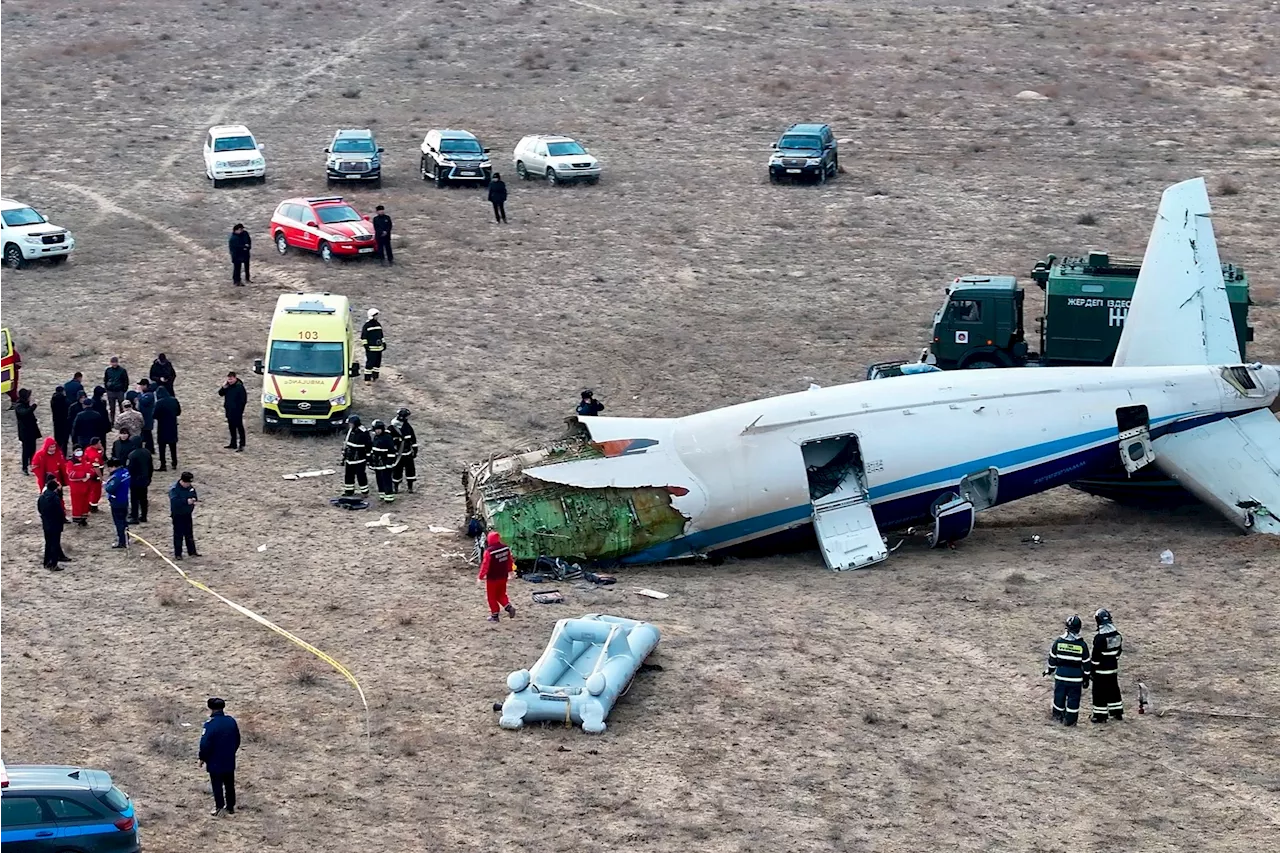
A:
369,419,397,503
341,415,371,498
1090,608,1124,722
198,697,241,817
229,223,252,286
372,205,394,265
360,308,385,384
1043,614,1091,726
390,407,417,493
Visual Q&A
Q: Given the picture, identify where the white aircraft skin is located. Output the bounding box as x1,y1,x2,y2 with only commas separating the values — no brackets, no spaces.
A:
497,177,1280,566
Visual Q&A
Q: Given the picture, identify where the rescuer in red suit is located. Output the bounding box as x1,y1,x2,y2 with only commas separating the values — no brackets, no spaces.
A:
477,531,517,623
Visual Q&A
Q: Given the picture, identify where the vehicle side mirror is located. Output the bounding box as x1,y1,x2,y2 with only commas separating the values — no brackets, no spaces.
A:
253,359,264,375
257,142,265,150
483,148,491,154
770,142,778,149
362,215,371,221
349,362,360,378
307,221,317,227
323,148,330,153
377,147,385,153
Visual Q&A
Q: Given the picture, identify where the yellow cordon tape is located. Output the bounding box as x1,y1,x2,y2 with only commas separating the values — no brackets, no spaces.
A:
128,530,370,741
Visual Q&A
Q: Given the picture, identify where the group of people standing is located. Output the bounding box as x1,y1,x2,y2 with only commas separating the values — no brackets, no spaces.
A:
1043,609,1126,726
339,408,417,503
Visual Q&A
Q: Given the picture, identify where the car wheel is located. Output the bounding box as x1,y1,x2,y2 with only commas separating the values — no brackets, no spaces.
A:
516,161,529,180
49,255,68,265
818,166,827,185
372,177,382,189
586,176,599,185
420,157,430,181
768,171,779,184
326,177,335,187
275,232,289,255
211,177,223,188
4,244,25,269
319,241,333,263
435,168,447,188
258,175,267,184
546,168,559,186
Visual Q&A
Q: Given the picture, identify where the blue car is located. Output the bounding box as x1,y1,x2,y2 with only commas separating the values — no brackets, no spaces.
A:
1,763,140,852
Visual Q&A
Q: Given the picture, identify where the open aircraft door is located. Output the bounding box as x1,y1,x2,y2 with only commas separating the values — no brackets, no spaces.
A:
803,435,888,571
0,327,14,402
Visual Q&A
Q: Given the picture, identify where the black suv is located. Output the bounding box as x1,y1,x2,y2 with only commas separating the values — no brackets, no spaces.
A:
768,123,838,184
0,763,141,852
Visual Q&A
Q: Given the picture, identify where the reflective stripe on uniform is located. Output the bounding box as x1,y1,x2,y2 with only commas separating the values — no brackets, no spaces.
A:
1094,669,1117,675
1054,675,1083,683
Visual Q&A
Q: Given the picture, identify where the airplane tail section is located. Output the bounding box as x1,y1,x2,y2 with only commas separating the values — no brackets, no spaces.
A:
1113,177,1241,368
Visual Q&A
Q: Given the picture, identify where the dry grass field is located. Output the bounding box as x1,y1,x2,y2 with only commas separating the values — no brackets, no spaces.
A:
3,0,1279,850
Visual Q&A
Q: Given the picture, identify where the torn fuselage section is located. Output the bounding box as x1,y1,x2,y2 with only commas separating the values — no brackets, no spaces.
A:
463,422,692,562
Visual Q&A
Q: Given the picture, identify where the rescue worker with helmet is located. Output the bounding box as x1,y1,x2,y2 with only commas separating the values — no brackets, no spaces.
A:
368,419,397,503
341,415,371,497
1043,614,1091,726
389,407,417,493
360,308,385,384
1090,608,1124,722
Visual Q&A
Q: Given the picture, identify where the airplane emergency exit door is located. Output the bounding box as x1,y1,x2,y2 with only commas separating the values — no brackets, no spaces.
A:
803,435,888,571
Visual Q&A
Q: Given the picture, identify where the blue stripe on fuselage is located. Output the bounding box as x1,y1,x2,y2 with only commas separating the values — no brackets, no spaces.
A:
621,410,1231,563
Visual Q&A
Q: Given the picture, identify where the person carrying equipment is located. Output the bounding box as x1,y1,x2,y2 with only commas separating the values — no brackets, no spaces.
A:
477,530,517,622
1043,614,1091,726
341,415,371,497
390,407,417,493
360,308,385,384
1090,608,1125,722
368,419,397,503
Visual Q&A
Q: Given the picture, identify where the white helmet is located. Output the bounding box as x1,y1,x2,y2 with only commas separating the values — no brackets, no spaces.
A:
367,308,380,319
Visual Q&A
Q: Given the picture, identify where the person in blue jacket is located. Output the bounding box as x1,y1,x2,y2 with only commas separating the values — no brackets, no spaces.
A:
103,458,131,549
199,697,242,816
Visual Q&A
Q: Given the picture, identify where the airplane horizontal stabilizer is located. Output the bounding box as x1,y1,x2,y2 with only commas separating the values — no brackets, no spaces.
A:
1153,409,1280,534
1113,177,1241,368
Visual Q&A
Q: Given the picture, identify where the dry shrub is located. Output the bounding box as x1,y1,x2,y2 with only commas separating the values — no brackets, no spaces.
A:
60,37,142,58
1076,212,1098,226
1217,178,1240,196
148,732,188,758
760,79,791,96
289,657,321,686
519,49,552,70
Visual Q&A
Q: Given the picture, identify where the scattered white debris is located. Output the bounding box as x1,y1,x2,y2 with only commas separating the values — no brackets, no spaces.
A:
1159,549,1175,565
808,383,822,391
382,540,391,546
365,513,393,528
388,525,409,535
837,137,853,144
257,544,268,553
428,525,455,534
441,552,466,559
635,588,669,600
1153,139,1182,147
1016,90,1050,100
180,722,192,727
283,468,336,481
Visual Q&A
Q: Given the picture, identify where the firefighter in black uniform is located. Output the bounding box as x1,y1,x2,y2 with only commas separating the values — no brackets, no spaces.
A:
369,419,397,503
1090,608,1124,722
390,407,417,493
360,309,385,384
372,205,394,265
1043,614,1091,726
341,415,371,497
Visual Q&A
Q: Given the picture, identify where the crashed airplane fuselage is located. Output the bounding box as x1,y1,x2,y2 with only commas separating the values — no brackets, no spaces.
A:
464,178,1280,569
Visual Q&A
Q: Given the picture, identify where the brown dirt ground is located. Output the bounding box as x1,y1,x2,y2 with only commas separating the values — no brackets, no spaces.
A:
3,0,1280,850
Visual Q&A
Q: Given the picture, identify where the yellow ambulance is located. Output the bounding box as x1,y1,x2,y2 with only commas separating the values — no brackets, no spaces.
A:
253,293,359,432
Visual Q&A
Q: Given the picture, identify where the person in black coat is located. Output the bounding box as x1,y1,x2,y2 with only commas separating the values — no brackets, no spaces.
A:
110,427,141,464
217,372,248,451
90,385,110,424
38,475,71,570
71,398,109,451
135,379,157,454
169,471,199,559
150,353,177,396
487,173,508,223
372,205,394,265
229,223,252,286
50,385,72,455
126,441,153,524
14,388,41,475
198,697,241,816
153,386,181,471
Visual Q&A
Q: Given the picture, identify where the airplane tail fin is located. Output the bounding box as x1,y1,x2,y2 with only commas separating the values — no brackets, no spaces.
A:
1112,177,1241,368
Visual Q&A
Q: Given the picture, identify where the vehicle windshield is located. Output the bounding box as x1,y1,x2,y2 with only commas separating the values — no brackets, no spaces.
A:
2,207,46,227
778,135,822,150
332,138,376,154
268,341,345,377
213,135,257,152
316,205,362,224
547,141,586,156
441,138,483,154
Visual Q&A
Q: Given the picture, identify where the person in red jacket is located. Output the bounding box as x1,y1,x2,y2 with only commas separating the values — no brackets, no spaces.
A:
31,437,67,495
65,446,95,526
477,531,517,622
84,437,105,512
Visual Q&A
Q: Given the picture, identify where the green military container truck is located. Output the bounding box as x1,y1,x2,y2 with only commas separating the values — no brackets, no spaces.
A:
926,251,1253,369
871,251,1256,504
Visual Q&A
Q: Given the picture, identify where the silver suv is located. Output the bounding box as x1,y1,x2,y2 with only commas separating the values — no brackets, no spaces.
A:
419,129,492,187
325,129,383,187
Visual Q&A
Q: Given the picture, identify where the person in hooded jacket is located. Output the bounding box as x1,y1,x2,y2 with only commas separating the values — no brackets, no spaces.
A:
150,353,177,396
71,398,109,456
135,378,157,454
126,439,154,524
91,385,111,424
65,446,95,526
111,427,142,464
39,474,72,570
32,437,67,494
50,385,72,455
477,530,517,622
153,386,181,471
84,437,106,512
14,388,41,475
487,173,508,223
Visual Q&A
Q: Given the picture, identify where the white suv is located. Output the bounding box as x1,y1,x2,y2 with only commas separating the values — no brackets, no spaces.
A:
204,124,266,187
1,197,75,269
513,135,601,185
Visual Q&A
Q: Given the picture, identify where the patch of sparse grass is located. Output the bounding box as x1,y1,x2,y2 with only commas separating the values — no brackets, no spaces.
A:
395,611,414,626
862,709,880,724
1217,178,1240,196
1005,571,1028,585
398,735,425,756
290,657,320,686
760,79,791,96
148,733,188,758
342,88,361,99
519,49,552,70
1076,212,1098,226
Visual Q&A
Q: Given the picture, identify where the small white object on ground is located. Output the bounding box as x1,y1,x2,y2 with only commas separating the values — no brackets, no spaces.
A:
283,469,336,481
1015,89,1050,100
428,525,455,534
1159,549,1175,565
365,513,392,528
635,588,669,599
257,544,268,552
388,525,409,535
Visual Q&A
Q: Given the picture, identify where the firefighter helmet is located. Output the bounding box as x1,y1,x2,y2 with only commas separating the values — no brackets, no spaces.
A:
371,419,386,431
347,414,361,425
1065,614,1083,633
1094,608,1113,627
396,407,410,419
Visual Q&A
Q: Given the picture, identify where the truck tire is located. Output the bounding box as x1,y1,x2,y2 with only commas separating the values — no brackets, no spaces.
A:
965,359,1002,370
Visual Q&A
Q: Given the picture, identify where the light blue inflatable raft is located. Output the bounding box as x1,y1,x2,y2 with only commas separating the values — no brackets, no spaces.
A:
500,614,660,733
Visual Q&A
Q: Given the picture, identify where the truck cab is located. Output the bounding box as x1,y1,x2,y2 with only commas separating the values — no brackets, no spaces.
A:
253,293,359,433
928,275,1027,369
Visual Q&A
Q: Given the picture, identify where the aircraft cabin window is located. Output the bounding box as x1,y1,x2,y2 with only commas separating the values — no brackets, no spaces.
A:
946,299,982,323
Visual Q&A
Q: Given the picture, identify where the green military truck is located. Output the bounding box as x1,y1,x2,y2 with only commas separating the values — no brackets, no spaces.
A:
926,251,1253,370
869,251,1256,503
